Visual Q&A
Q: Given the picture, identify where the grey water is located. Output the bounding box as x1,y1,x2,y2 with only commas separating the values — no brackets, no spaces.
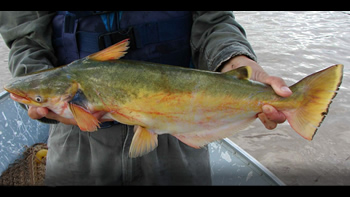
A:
231,11,350,185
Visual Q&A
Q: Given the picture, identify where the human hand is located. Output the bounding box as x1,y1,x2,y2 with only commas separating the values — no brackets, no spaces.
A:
220,55,293,130
28,106,113,126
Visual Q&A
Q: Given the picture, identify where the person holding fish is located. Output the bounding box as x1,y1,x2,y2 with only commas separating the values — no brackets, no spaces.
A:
0,11,293,185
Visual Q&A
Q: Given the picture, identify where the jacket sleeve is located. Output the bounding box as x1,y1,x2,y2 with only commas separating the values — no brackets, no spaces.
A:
0,11,59,124
0,11,57,77
191,11,257,71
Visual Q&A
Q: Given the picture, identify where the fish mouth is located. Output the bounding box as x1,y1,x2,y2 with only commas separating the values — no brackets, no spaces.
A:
3,86,31,104
10,92,31,103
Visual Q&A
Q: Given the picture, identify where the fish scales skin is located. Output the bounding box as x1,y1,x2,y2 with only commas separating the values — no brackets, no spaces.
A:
68,59,289,133
4,39,343,157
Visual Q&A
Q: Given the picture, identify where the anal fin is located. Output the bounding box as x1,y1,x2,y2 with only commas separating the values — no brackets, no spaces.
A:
129,126,158,158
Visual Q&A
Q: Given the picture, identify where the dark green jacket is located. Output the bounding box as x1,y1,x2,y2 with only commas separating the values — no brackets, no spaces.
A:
0,11,256,76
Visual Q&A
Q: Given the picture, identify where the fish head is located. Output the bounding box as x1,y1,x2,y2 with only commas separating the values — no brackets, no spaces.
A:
3,69,79,108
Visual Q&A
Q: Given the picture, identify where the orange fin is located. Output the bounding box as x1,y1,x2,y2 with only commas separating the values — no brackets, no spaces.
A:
88,38,130,61
69,103,101,132
129,126,158,158
284,64,343,140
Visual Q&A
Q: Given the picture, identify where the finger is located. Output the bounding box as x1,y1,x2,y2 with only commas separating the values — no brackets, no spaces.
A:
92,111,108,120
262,105,286,123
100,118,115,123
264,76,293,98
28,106,48,120
37,107,49,117
45,111,78,125
92,111,114,123
258,113,277,130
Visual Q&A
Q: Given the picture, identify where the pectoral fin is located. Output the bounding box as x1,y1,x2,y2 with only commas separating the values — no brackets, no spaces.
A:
69,103,101,132
129,126,158,158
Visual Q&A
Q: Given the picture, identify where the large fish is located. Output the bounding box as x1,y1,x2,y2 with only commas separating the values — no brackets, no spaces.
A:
3,39,343,158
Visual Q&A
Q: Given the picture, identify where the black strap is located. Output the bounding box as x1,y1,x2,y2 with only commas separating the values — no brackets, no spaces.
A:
98,27,137,50
97,14,192,50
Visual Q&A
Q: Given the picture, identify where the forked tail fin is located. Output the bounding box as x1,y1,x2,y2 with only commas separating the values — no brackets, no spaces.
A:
284,64,343,140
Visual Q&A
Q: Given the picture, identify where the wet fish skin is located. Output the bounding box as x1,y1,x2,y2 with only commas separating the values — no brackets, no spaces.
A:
3,39,344,158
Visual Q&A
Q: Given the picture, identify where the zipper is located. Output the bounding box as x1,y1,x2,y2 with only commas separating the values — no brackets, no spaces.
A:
121,124,131,185
100,12,115,32
117,11,123,30
100,11,123,32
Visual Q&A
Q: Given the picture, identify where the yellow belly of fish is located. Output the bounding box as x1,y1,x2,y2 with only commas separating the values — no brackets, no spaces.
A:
109,90,260,137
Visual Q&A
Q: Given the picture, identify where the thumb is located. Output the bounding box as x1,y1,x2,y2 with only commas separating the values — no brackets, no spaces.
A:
28,106,49,120
37,107,49,117
263,76,293,98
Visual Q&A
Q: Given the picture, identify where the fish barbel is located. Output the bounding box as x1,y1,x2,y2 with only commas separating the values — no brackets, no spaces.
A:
3,39,343,157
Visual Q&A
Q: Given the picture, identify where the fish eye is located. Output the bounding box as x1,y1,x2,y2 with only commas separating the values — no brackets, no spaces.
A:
35,96,43,103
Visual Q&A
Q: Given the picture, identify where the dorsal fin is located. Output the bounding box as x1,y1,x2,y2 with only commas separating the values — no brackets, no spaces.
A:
224,66,252,80
88,39,130,61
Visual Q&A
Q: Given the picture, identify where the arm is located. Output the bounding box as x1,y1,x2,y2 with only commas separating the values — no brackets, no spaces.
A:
0,11,57,77
0,11,60,124
191,11,292,130
191,11,257,71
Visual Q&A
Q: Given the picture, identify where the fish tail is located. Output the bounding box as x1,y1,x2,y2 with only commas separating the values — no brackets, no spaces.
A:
284,64,343,140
